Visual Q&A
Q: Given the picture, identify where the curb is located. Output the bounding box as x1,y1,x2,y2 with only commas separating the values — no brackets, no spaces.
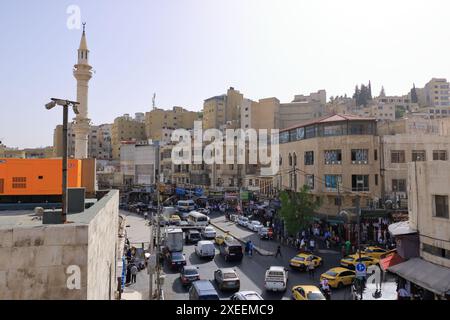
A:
210,221,275,256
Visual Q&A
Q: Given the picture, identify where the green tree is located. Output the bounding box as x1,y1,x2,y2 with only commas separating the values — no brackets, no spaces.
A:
410,84,418,103
278,186,322,236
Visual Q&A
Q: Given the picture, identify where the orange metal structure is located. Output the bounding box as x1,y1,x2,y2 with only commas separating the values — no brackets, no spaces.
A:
0,158,82,196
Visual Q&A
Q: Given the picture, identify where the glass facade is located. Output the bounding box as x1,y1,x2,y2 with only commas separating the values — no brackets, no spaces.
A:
280,120,376,144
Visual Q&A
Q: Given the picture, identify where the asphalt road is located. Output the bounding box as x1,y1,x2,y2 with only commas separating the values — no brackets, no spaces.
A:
122,210,352,300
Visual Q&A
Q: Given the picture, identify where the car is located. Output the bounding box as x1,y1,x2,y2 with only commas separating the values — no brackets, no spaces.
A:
215,234,234,245
201,226,217,240
219,239,243,262
340,254,379,269
258,227,274,240
230,291,264,300
362,246,388,259
197,208,210,216
180,266,200,286
291,285,326,300
247,220,263,232
166,251,186,270
189,280,220,300
195,240,216,259
185,229,202,244
264,266,288,292
289,253,323,270
169,215,181,225
237,216,249,227
214,268,240,291
320,267,356,289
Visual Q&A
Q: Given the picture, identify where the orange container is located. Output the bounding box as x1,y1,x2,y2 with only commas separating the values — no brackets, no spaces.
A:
0,158,82,196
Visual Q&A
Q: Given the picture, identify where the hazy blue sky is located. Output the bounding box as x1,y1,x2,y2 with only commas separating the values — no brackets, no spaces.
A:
1,0,450,148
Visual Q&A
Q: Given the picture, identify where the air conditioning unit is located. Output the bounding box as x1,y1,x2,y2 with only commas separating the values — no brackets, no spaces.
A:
363,160,368,164
352,161,356,164
358,161,362,164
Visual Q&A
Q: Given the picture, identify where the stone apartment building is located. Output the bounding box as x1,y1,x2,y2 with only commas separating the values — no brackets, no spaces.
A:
120,140,159,187
202,87,243,130
111,114,146,160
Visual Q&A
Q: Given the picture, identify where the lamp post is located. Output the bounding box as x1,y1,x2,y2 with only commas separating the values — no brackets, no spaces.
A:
45,98,80,223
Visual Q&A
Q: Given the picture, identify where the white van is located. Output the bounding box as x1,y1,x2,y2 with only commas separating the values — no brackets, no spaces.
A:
177,200,196,213
187,211,209,227
195,240,216,259
264,266,288,292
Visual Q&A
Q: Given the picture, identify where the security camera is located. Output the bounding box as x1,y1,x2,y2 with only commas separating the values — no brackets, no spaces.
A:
45,101,57,110
72,104,80,115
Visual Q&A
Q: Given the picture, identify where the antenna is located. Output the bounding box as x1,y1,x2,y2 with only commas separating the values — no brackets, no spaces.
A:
152,93,156,110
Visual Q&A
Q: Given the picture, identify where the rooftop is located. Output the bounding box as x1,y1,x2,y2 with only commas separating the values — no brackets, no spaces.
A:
281,113,376,132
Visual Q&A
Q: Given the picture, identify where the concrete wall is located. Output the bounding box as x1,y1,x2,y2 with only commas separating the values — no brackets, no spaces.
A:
0,190,119,300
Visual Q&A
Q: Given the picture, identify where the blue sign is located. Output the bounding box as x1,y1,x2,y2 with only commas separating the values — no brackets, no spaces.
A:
356,263,366,272
175,187,186,196
194,188,203,196
121,256,126,289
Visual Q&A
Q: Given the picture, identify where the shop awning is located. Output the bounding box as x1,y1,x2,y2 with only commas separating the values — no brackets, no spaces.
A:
379,252,404,271
388,221,417,236
388,258,450,296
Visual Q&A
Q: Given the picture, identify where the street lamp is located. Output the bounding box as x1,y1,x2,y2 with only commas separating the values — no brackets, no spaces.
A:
45,98,80,223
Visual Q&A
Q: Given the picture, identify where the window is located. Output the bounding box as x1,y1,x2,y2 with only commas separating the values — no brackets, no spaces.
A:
375,174,378,186
289,154,292,166
391,150,405,163
392,179,406,192
12,177,26,189
374,149,378,161
305,126,316,139
433,195,449,218
324,150,342,164
422,243,450,259
305,175,314,190
412,150,426,162
38,176,43,180
433,150,447,160
280,131,289,144
322,124,344,137
305,151,314,165
325,175,342,192
351,149,368,163
352,175,369,192
293,153,297,166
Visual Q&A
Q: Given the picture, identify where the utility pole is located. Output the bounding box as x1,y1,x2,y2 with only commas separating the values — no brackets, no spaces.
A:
356,194,363,300
155,174,162,300
148,221,153,300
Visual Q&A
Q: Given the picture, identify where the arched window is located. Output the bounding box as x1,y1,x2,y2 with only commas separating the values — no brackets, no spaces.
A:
293,153,297,166
279,155,282,166
289,154,292,166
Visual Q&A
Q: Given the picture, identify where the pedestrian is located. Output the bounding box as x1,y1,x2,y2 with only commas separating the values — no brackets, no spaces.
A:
275,245,282,258
300,238,306,252
309,238,315,252
130,264,138,284
341,244,346,257
248,241,254,257
245,241,250,256
345,240,351,256
144,211,148,221
307,260,315,279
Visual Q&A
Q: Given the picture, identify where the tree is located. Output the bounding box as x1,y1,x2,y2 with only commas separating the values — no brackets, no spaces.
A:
278,185,322,236
410,83,418,103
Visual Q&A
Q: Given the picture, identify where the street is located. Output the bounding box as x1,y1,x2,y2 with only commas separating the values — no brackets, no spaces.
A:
122,210,352,300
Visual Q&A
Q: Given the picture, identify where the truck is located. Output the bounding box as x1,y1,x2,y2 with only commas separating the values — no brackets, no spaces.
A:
165,228,184,252
264,266,288,292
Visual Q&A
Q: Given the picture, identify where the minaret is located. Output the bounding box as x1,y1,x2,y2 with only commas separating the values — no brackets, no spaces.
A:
73,23,93,159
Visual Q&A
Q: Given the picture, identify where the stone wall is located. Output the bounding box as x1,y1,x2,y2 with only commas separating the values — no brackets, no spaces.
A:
0,190,119,300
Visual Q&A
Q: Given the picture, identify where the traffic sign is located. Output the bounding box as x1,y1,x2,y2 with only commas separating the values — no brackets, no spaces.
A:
355,263,366,278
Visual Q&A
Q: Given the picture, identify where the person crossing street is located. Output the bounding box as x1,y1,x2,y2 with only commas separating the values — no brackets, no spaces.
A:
275,245,282,258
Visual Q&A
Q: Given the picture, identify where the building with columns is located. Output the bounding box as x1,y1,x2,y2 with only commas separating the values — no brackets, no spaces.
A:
72,24,93,159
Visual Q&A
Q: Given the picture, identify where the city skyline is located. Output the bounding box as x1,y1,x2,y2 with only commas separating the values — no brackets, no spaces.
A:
1,0,450,148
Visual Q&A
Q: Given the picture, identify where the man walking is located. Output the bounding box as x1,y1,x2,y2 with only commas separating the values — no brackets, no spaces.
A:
307,260,315,279
130,264,138,284
275,245,282,258
248,241,254,257
309,238,315,253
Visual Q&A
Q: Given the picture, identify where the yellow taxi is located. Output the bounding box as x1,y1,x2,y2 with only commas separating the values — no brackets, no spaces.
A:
291,285,326,300
289,253,323,270
169,215,181,225
215,234,234,245
362,246,388,259
340,254,379,269
320,267,356,289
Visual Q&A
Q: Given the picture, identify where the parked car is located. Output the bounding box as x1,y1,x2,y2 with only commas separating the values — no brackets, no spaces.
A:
237,216,249,227
247,220,263,232
219,239,243,262
291,285,326,300
264,266,288,292
214,268,240,291
185,229,202,244
166,251,186,270
189,280,220,300
201,226,217,240
258,227,274,240
230,291,264,300
180,266,200,287
195,240,216,259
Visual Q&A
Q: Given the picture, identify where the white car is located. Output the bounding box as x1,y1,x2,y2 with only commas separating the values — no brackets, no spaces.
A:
195,240,216,259
230,291,264,300
264,266,288,292
201,226,216,239
237,216,249,227
248,220,263,232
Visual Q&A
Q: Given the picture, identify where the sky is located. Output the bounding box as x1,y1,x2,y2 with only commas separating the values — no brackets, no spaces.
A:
1,0,450,148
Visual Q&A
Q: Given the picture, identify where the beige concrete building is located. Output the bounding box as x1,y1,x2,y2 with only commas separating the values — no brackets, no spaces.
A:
203,87,243,130
120,140,159,187
278,114,381,215
381,134,450,204
111,114,146,159
144,106,200,142
0,145,53,159
278,91,326,129
240,97,279,131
